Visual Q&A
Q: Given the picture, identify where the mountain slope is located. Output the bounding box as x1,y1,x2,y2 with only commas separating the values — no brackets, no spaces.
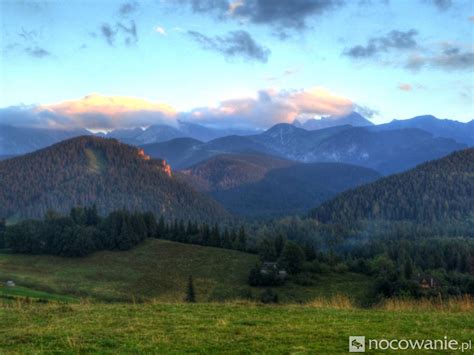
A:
141,138,213,169
311,148,474,224
179,154,381,217
211,162,381,217
180,153,296,192
0,136,229,221
373,115,474,146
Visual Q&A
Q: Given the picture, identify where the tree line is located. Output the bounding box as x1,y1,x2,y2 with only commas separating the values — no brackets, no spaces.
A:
0,206,248,257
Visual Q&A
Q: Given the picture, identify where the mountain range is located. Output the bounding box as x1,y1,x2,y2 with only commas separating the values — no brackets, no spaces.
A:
99,121,260,146
143,123,466,174
0,121,259,156
0,136,229,221
2,113,471,159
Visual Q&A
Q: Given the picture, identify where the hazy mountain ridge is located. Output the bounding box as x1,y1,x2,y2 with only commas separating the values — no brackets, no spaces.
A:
372,115,474,146
143,124,465,174
1,113,470,160
212,162,382,217
179,153,381,217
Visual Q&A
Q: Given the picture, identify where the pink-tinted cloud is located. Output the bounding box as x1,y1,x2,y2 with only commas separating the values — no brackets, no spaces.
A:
1,88,353,130
184,87,353,128
38,94,177,129
398,83,413,91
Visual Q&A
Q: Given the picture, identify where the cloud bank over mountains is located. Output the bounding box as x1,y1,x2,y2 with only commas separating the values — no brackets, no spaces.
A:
0,87,354,130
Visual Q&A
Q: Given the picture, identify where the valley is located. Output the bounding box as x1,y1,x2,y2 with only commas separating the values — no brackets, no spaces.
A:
1,1,473,352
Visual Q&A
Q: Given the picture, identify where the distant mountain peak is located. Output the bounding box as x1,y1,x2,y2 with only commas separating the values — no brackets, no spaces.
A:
292,119,303,128
296,111,373,131
265,123,304,134
377,115,473,146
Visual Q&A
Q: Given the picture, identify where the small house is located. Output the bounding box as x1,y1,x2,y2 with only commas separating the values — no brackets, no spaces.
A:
5,280,15,287
260,262,287,280
417,275,440,289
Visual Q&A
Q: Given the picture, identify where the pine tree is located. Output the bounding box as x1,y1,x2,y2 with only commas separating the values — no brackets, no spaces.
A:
200,223,210,246
279,241,305,274
222,228,232,249
404,258,413,280
274,233,286,257
209,223,221,247
186,220,194,236
185,275,196,303
257,237,277,261
237,226,247,251
157,215,166,238
303,242,316,261
70,207,86,225
85,204,100,226
142,211,157,238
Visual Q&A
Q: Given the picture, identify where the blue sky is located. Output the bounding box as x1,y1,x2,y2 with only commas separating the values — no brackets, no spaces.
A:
0,0,472,130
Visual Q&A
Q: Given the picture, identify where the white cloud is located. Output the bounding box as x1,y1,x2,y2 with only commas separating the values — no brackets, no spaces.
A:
154,26,167,36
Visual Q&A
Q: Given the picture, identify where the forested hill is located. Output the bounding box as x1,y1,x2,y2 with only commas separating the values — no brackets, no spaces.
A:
0,136,230,222
310,148,474,224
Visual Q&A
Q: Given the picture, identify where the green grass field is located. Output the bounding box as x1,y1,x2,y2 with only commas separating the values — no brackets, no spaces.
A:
0,285,76,303
0,239,373,303
0,240,472,353
1,302,472,353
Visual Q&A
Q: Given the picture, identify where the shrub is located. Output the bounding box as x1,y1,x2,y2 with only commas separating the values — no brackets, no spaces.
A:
260,289,279,304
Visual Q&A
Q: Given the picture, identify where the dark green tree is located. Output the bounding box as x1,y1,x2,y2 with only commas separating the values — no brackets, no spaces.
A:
404,258,414,280
236,226,247,251
257,237,277,262
274,233,286,257
185,275,196,303
279,241,305,274
157,215,166,238
209,223,221,247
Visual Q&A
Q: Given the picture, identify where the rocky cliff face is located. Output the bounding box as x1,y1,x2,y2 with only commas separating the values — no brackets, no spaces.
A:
159,159,172,177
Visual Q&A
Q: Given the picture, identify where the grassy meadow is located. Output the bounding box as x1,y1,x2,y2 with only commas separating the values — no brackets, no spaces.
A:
0,239,372,303
1,300,473,353
1,239,472,353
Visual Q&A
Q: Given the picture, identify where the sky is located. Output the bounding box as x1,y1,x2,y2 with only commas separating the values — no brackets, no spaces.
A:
0,0,473,131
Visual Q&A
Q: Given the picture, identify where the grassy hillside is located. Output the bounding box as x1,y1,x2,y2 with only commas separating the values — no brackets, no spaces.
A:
0,239,372,303
1,302,472,353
